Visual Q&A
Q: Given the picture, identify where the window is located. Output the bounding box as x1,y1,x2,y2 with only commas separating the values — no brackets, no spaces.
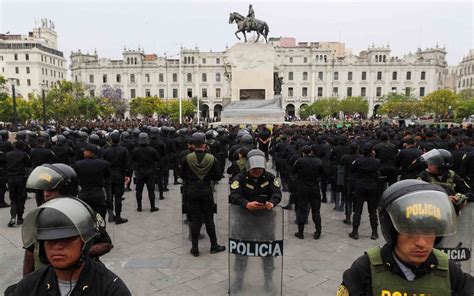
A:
376,87,382,97
172,88,178,98
159,73,164,82
187,88,192,98
26,67,30,74
289,57,293,63
302,87,308,97
383,55,386,62
134,57,137,64
187,73,192,83
130,74,135,83
288,72,293,81
202,88,208,98
15,67,19,74
14,54,18,60
90,89,95,97
216,88,221,98
27,79,31,86
45,69,48,75
145,89,151,97
130,89,136,98
318,71,323,80
377,71,382,80
202,58,206,64
216,73,221,82
159,89,164,98
127,57,130,64
25,54,29,61
333,87,338,95
317,87,323,97
145,74,150,83
361,87,366,97
405,87,411,97
303,57,307,63
216,58,220,64
406,71,411,80
362,71,367,80
347,87,352,97
348,72,353,81
288,87,293,97
392,71,397,80
302,72,308,81
116,74,121,83
88,75,94,83
191,57,194,64
391,87,397,93
103,74,107,83
334,71,339,80
421,71,426,80
202,73,207,82
173,73,178,82
419,87,425,97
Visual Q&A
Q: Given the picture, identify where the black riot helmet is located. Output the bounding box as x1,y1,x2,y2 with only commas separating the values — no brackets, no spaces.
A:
138,132,149,145
240,134,253,145
191,132,206,146
22,197,100,268
0,130,9,140
121,131,130,141
205,129,216,139
420,148,453,171
378,179,457,247
26,163,79,196
89,134,100,145
56,135,66,145
110,132,120,144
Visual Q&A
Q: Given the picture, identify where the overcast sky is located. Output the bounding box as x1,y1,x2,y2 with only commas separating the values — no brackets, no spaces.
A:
0,0,472,65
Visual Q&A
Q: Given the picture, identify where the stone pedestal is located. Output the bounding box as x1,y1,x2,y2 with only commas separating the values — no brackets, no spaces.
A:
220,97,285,125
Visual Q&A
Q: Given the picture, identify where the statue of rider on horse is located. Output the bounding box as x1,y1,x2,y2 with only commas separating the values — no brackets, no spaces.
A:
229,4,270,43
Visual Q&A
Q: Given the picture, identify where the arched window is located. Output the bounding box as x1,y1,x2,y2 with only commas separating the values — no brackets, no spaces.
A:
216,73,221,82
333,71,339,80
130,74,135,83
375,55,379,62
421,71,426,80
145,73,150,83
315,55,319,61
173,73,178,82
324,55,327,62
127,57,130,64
116,74,121,83
187,73,192,82
89,74,94,83
134,57,137,64
383,55,386,62
191,57,195,64
302,72,308,81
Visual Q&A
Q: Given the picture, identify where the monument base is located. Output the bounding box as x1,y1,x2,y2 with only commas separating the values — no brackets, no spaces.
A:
220,97,285,125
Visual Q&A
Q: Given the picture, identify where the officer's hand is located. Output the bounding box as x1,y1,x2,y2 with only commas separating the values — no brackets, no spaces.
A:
246,201,265,211
449,195,458,203
264,202,274,210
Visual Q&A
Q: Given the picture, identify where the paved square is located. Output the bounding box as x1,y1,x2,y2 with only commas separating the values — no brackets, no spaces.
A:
1,167,472,295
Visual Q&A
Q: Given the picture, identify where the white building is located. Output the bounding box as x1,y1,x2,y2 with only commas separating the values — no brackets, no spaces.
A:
70,39,448,119
454,49,474,93
0,19,67,98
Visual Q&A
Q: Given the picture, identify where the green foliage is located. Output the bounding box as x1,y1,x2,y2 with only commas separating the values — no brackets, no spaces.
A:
0,97,33,124
339,96,369,116
421,89,460,118
379,92,422,118
310,97,340,118
130,97,196,121
129,96,161,117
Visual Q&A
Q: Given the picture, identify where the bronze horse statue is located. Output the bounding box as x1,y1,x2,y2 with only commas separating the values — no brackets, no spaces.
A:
229,12,269,43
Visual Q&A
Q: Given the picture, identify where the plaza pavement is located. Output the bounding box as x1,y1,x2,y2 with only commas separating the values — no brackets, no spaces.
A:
1,164,472,295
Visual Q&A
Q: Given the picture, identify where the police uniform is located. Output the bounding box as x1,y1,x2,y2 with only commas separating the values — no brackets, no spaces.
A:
0,131,13,207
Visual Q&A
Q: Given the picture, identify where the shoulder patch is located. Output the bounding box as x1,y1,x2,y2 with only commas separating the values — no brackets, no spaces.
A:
96,213,106,227
336,284,349,296
273,178,281,188
230,180,239,190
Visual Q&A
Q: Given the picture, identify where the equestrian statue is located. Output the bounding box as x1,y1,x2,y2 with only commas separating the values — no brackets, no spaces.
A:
229,4,270,43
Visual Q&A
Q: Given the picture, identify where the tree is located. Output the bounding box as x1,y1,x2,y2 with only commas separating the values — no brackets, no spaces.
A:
421,89,460,119
129,96,161,117
100,85,127,117
165,99,195,121
312,97,340,119
339,96,369,117
379,93,422,118
0,97,33,124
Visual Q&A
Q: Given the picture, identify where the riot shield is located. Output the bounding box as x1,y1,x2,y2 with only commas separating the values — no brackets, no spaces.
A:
229,204,284,295
436,203,472,273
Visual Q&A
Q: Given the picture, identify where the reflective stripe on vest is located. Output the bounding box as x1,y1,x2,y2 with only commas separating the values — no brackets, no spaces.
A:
367,247,451,296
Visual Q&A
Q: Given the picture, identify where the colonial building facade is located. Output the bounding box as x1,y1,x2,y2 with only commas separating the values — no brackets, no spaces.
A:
70,38,448,119
0,19,67,98
454,49,474,93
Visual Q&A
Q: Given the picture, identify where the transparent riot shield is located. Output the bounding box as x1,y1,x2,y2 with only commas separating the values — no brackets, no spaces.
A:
229,204,284,295
436,203,472,273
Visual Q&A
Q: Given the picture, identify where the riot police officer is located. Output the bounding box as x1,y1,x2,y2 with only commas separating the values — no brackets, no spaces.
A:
30,136,56,206
0,129,12,207
6,197,130,295
181,132,225,256
338,180,473,295
101,132,130,224
291,145,324,239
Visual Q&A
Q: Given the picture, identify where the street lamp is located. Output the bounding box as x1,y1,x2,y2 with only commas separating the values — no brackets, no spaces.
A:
7,78,19,131
39,82,48,129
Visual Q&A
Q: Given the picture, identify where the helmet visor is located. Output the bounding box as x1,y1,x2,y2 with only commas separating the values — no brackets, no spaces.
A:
386,190,457,237
26,166,63,191
420,149,442,166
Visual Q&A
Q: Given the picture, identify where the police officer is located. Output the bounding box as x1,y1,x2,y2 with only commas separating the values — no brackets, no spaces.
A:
5,197,130,295
292,145,324,239
181,132,225,257
131,133,159,212
24,163,113,276
6,141,31,227
149,127,167,200
226,146,249,178
460,148,474,188
0,129,12,207
51,135,74,165
229,149,282,292
349,142,380,240
396,138,423,180
338,180,473,295
374,132,399,186
101,132,130,224
74,144,111,219
30,136,56,206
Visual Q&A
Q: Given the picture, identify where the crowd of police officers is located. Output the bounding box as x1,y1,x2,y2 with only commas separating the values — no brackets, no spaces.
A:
0,121,473,294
